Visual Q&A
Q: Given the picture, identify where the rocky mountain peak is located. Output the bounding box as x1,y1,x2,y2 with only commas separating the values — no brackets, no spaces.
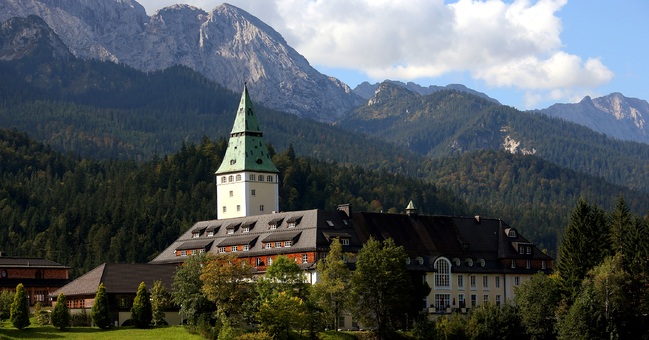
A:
0,15,72,61
368,82,420,106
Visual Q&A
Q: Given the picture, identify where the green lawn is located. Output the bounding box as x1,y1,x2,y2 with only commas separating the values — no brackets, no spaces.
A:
0,319,204,339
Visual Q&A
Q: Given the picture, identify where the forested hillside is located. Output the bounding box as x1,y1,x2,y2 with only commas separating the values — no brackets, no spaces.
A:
0,129,466,278
338,83,649,192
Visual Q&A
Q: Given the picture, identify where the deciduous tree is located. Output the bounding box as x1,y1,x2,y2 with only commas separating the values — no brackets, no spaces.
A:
151,280,170,326
313,238,351,331
514,272,562,340
171,252,216,323
200,252,253,317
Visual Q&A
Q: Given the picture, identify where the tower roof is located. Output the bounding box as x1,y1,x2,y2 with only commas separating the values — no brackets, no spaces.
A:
406,201,417,211
216,84,279,174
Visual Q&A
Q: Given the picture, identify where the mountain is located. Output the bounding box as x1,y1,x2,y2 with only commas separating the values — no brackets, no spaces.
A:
353,80,500,104
535,93,649,145
0,15,72,61
337,82,649,193
0,0,363,122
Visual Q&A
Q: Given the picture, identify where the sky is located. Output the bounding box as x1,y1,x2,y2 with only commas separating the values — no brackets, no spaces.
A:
135,0,647,110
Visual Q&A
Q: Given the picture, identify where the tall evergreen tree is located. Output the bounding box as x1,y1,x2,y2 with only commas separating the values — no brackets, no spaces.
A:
91,283,111,328
313,238,351,331
10,283,30,330
609,195,632,256
51,292,70,329
131,282,152,328
557,199,611,300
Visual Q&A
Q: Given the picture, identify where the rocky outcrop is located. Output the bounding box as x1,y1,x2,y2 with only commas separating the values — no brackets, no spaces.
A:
536,93,649,144
354,80,500,104
502,135,536,155
0,0,363,122
0,15,72,61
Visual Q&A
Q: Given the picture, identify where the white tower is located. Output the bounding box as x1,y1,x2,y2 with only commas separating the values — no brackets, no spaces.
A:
215,84,279,219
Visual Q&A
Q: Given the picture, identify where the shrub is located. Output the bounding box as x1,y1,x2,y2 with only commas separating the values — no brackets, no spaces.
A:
34,302,51,326
71,309,92,327
91,283,111,328
236,331,273,340
52,293,71,329
10,283,30,329
0,290,16,319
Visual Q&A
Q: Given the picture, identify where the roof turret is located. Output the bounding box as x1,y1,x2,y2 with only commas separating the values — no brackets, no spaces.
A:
216,84,279,174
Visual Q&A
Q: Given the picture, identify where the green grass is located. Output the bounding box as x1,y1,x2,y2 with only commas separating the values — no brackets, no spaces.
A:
0,319,204,339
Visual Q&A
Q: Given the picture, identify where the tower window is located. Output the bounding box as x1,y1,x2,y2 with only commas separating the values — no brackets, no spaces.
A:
237,205,241,212
249,174,255,181
236,174,241,181
267,175,273,182
223,206,227,213
230,160,236,165
258,175,264,181
221,177,227,183
251,190,256,196
228,175,234,182
260,205,264,212
230,191,234,197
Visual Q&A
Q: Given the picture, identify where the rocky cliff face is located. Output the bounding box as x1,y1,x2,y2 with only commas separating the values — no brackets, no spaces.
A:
536,93,649,144
0,0,363,122
0,15,72,61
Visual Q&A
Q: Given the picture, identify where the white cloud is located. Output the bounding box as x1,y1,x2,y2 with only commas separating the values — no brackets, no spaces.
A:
136,0,615,98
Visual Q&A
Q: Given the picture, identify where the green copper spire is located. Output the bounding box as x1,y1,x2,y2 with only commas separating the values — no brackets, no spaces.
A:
406,201,417,211
216,83,279,174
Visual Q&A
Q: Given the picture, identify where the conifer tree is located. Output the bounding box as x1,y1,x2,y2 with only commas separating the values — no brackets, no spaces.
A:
131,282,152,328
51,292,70,329
609,195,631,256
91,283,111,328
10,283,30,330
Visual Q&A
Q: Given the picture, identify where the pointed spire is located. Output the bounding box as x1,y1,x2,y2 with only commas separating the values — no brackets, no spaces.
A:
406,201,418,221
230,82,262,136
406,201,417,211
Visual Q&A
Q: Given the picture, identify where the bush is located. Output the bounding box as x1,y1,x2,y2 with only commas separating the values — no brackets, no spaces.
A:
412,314,437,340
71,309,91,327
236,331,273,340
10,283,30,330
34,302,51,326
52,293,71,329
0,290,16,319
91,283,111,328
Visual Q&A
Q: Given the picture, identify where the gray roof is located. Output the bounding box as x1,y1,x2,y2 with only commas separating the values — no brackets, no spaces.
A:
0,256,69,269
217,235,259,247
49,263,178,298
175,239,214,251
262,231,302,243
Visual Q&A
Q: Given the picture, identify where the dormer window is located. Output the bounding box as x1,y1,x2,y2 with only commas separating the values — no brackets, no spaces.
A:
453,258,461,267
286,216,302,228
180,250,187,256
340,239,350,245
510,260,516,268
275,242,282,248
526,246,531,255
519,246,524,254
243,245,250,251
270,224,277,230
479,259,485,267
265,243,271,249
416,257,424,265
227,229,234,235
219,247,226,253
465,258,473,266
231,246,237,252
243,227,250,233
343,220,348,226
285,241,292,247
192,232,200,238
507,228,517,238
326,220,334,227
207,231,214,237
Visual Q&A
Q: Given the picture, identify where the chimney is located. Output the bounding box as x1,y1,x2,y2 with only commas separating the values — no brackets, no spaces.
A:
337,204,351,217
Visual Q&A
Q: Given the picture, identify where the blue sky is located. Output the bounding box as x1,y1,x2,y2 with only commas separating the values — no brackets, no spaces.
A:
137,0,647,110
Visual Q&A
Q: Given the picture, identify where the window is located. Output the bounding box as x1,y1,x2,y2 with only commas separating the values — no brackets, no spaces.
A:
341,239,349,245
227,228,234,235
526,260,531,269
288,222,296,228
249,174,255,181
519,246,525,254
192,232,200,238
231,246,237,252
479,259,485,267
265,243,271,249
458,294,465,308
237,205,241,212
508,229,517,237
510,259,516,268
251,189,256,196
406,257,411,265
417,257,424,265
326,220,334,227
236,174,241,181
223,206,227,213
191,250,196,255
199,249,205,254
229,175,234,182
302,254,308,263
285,241,292,247
466,258,473,266
458,275,464,290
482,276,489,290
483,295,489,304
495,276,500,288
243,245,249,251
243,226,250,233
230,191,234,197
208,231,214,237
434,294,451,310
434,259,451,288
275,242,282,248
219,247,226,253
268,257,273,265
343,220,348,226
542,260,547,269
260,205,264,212
471,294,477,307
230,160,235,165
514,276,521,286
526,246,532,254
258,175,264,181
496,295,501,307
256,258,261,266
267,175,273,182
221,176,227,183
270,224,277,230
180,250,187,256
470,275,477,290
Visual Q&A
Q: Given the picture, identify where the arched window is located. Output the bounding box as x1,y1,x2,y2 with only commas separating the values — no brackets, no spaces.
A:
236,174,241,181
258,175,264,181
434,258,451,288
228,175,234,182
267,175,273,182
221,177,227,183
249,174,255,181
405,257,411,265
